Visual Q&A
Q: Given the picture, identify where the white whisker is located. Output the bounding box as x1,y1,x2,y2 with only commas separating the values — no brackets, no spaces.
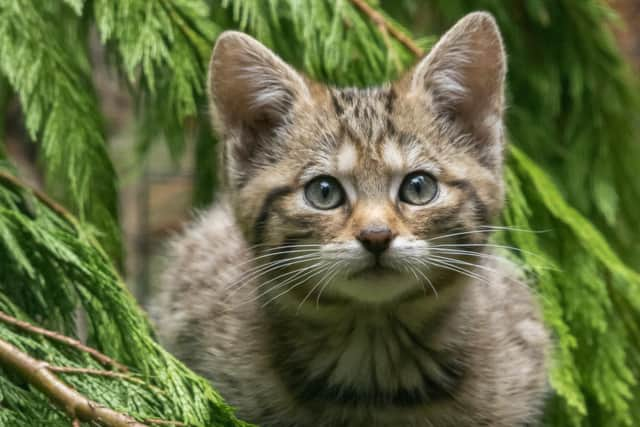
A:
235,263,325,309
261,263,333,307
296,261,344,313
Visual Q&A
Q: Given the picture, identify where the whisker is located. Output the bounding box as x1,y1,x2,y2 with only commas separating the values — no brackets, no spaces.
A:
315,262,346,307
411,264,438,298
234,263,325,309
427,226,549,243
229,248,321,272
403,264,427,297
428,254,502,276
417,258,491,286
429,242,543,259
224,254,323,296
429,248,555,271
261,264,333,308
297,261,343,313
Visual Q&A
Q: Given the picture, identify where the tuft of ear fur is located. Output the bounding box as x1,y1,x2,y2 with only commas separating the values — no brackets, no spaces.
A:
208,32,310,186
410,12,506,158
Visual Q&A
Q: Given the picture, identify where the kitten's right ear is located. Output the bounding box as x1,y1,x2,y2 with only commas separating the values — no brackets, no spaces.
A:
208,32,310,186
406,12,506,160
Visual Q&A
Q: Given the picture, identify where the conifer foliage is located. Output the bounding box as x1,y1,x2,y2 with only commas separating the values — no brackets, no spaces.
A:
0,1,639,426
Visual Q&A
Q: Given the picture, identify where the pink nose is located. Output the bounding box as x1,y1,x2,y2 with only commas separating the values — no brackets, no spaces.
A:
357,227,394,255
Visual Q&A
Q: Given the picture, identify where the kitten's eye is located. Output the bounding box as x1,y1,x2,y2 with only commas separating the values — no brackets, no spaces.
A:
399,172,438,205
304,176,345,210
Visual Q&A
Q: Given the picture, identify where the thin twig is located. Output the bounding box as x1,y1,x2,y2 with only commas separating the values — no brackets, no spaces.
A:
350,0,424,57
144,419,188,426
0,338,147,427
0,170,76,225
0,310,128,372
48,366,135,381
49,365,167,395
0,170,116,263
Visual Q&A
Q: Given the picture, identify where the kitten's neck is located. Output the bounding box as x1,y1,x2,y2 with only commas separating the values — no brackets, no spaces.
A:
264,280,475,407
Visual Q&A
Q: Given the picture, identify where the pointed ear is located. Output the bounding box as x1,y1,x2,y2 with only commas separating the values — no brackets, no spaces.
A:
410,12,506,156
208,31,310,186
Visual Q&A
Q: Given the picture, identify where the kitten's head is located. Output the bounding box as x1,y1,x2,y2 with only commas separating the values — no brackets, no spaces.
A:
209,12,506,305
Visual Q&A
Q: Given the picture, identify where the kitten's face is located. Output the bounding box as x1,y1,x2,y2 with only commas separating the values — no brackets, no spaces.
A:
210,13,506,305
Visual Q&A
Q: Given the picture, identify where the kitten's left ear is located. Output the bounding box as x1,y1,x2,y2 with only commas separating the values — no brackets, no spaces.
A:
208,31,311,187
410,12,506,150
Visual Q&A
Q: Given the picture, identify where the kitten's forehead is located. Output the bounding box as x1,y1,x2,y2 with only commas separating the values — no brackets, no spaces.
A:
306,86,437,182
329,86,397,155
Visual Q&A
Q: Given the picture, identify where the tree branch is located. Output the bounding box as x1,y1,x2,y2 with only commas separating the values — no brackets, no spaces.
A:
349,0,424,57
0,170,76,225
0,337,147,427
144,419,187,426
0,310,128,372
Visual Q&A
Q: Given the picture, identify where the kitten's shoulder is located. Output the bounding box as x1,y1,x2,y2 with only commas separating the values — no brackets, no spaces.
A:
150,197,249,354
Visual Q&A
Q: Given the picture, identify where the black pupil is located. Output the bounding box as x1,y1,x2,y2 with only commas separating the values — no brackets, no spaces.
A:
410,176,425,195
319,181,332,200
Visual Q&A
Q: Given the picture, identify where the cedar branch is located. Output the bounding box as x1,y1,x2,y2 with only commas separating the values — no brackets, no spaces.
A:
144,419,188,426
49,365,167,395
0,170,75,225
0,310,128,372
48,366,136,381
0,337,147,427
349,0,424,57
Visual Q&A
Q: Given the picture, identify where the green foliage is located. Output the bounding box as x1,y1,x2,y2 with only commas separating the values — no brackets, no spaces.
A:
0,171,249,426
502,147,640,426
0,1,121,262
0,0,638,426
94,0,219,159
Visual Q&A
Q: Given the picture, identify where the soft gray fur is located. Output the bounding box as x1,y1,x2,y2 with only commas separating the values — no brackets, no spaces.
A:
153,12,549,427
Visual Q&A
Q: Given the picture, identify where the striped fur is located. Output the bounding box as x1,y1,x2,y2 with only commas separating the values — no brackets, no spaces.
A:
153,12,549,427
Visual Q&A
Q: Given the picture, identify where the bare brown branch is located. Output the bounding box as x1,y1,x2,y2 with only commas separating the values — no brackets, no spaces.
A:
349,0,424,57
0,338,147,427
0,310,128,372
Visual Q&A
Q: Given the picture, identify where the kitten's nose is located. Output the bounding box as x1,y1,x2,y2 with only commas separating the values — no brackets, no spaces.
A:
357,226,394,255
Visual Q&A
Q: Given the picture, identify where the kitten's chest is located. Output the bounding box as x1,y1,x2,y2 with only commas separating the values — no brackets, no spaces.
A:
271,309,466,407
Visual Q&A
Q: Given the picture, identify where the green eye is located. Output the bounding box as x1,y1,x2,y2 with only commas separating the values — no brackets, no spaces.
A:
399,172,438,205
304,176,345,210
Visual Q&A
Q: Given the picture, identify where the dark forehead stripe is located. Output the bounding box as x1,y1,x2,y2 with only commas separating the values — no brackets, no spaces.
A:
330,87,397,148
253,185,293,244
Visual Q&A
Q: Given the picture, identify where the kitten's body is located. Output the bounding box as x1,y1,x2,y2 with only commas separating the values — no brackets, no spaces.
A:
154,12,549,427
156,202,547,426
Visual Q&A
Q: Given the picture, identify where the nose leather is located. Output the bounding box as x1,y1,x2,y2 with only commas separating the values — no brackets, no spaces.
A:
357,226,394,255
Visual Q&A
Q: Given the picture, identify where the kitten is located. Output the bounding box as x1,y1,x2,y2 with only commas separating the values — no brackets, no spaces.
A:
153,12,549,427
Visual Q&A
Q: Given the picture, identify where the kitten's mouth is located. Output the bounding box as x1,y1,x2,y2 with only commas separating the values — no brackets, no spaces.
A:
349,262,397,279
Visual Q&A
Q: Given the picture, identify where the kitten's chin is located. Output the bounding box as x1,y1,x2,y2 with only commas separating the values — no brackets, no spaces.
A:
330,268,424,304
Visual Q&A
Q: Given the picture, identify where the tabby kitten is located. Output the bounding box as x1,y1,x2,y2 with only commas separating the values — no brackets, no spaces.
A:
153,12,549,427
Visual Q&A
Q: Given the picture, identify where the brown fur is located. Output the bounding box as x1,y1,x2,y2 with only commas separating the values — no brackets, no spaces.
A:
153,12,549,426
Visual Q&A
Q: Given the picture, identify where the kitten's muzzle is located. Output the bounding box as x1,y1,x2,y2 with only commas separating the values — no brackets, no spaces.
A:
356,226,395,255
